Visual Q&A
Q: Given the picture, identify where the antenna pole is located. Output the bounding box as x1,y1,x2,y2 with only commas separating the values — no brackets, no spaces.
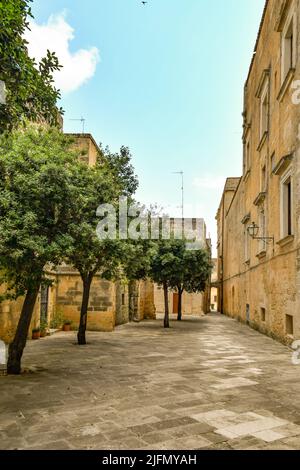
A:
70,117,86,134
172,171,184,219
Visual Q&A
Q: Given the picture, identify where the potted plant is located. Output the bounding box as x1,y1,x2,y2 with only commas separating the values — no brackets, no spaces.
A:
40,320,48,338
63,320,72,332
49,310,64,330
32,328,40,340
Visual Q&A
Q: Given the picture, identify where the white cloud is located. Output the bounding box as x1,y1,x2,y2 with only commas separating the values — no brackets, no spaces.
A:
193,175,226,190
24,12,100,94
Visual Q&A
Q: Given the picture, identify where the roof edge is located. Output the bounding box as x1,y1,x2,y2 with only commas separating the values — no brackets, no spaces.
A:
245,0,270,88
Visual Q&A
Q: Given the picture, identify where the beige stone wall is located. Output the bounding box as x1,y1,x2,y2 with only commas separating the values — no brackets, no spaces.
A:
0,271,57,343
0,289,39,343
217,0,300,343
54,268,118,332
0,131,157,340
154,285,205,316
138,280,156,320
65,133,102,167
0,273,157,344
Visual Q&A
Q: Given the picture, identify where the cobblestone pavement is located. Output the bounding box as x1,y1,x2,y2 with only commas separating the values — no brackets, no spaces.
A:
1,313,300,450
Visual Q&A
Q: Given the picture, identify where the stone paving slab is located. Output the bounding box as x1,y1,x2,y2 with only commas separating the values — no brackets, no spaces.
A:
0,313,300,450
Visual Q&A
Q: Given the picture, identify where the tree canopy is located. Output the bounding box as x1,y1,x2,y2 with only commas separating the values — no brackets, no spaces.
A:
64,146,139,345
0,0,62,132
0,124,82,373
150,238,212,324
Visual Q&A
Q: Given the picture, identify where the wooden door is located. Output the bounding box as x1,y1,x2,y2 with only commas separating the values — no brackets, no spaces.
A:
40,285,49,322
173,293,179,314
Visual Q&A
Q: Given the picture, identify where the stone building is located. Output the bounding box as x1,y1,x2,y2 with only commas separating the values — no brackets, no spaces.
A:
216,0,300,343
154,218,212,316
0,134,155,343
210,258,218,311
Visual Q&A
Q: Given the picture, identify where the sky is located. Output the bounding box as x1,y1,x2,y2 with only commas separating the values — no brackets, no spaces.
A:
26,0,266,255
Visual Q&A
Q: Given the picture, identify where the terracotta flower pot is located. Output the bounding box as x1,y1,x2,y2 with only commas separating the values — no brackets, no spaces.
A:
63,324,71,332
32,331,40,340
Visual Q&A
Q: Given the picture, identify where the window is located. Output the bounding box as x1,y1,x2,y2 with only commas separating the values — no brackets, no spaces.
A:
286,314,294,336
260,82,269,139
243,132,251,175
261,308,266,323
122,293,125,306
281,169,293,238
259,207,267,252
244,225,250,262
261,165,267,192
282,13,296,83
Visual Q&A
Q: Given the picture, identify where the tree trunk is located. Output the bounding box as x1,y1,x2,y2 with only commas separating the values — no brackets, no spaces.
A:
77,274,92,345
7,286,40,375
177,288,183,321
163,282,169,328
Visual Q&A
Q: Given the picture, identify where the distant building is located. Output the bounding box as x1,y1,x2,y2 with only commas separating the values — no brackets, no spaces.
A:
210,258,218,311
154,219,212,316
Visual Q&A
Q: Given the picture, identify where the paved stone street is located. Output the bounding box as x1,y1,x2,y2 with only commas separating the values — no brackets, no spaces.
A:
1,313,300,450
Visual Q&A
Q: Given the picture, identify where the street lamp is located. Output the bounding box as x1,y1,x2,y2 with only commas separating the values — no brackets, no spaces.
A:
247,222,259,239
247,221,274,245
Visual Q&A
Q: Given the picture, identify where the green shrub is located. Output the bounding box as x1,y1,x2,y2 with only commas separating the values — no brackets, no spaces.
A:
50,310,64,329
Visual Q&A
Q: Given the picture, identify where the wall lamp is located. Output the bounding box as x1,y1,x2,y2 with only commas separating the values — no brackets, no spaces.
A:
247,222,274,245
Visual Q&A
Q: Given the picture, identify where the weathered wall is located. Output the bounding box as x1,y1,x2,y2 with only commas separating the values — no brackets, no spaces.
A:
0,272,56,343
154,285,205,316
65,133,102,167
54,268,119,332
217,0,300,343
115,281,130,326
129,280,156,322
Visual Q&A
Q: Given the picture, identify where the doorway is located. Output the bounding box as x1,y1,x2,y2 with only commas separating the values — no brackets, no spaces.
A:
40,285,49,323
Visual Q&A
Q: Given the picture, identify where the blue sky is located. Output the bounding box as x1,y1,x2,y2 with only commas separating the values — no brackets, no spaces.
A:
28,0,265,253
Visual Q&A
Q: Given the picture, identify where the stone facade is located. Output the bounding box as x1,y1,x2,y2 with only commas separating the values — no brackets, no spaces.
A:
217,0,300,344
0,134,156,343
153,221,212,316
54,269,118,332
210,258,218,311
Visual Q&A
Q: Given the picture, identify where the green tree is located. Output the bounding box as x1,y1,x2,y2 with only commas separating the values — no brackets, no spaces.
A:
0,0,62,132
0,125,82,374
65,146,139,345
122,237,157,321
102,145,138,197
171,247,212,321
150,239,184,328
150,238,212,326
64,164,122,345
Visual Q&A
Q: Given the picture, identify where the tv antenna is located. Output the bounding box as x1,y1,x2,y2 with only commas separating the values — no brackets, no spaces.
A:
70,117,86,133
172,171,184,220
